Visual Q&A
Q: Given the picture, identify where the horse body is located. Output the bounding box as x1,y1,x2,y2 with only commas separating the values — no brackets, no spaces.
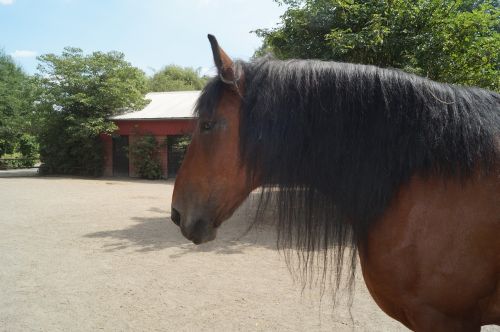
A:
360,172,500,330
171,35,500,331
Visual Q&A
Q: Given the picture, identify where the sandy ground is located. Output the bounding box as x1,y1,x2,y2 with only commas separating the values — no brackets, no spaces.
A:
0,177,498,332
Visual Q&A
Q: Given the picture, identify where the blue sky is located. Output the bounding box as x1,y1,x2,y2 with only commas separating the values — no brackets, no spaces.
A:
0,0,286,76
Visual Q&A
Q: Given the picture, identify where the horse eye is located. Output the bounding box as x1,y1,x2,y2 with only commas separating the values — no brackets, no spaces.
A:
201,121,215,132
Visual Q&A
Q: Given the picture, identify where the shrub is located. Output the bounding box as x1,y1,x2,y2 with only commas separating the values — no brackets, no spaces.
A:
18,134,38,167
128,133,163,179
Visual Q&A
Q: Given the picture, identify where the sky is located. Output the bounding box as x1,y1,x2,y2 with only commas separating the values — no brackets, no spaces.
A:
0,0,287,76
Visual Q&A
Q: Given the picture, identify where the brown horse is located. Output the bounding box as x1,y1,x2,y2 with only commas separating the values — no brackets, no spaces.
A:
171,35,500,331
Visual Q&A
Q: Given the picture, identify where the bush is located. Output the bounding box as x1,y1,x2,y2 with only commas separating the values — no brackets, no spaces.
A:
37,114,107,176
128,133,163,179
0,151,37,169
18,134,38,167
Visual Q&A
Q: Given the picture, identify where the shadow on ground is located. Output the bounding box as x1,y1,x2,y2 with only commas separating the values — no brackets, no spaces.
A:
84,203,279,255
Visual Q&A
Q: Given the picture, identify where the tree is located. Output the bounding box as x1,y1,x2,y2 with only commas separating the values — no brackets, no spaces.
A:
148,65,208,92
256,0,500,91
0,51,36,158
35,47,147,176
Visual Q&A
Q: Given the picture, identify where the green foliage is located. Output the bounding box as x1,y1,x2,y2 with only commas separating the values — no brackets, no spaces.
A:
128,133,163,179
148,65,208,92
0,51,37,158
0,152,27,170
0,139,38,168
256,0,500,91
171,135,191,151
35,47,148,176
19,134,38,158
0,157,37,170
166,135,191,172
17,134,38,167
0,126,17,157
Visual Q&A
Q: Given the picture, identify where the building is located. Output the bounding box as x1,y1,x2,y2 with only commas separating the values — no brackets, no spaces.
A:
101,91,199,178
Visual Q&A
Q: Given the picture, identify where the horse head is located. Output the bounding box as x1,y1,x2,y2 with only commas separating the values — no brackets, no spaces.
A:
171,35,256,244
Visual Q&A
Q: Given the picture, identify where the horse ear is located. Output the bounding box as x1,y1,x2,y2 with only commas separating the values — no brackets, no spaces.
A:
208,34,240,85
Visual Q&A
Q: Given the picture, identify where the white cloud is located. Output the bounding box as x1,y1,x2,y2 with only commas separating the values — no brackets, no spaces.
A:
0,0,14,5
11,50,37,58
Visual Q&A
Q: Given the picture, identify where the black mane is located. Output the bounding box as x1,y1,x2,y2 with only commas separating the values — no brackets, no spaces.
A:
197,57,500,292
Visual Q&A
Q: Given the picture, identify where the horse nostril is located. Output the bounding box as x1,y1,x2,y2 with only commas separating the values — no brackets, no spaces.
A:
171,207,181,226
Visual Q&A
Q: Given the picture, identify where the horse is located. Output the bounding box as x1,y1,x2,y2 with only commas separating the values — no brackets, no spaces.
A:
171,35,500,331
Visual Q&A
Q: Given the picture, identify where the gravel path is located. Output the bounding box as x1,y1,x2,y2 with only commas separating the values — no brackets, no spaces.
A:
1,177,498,331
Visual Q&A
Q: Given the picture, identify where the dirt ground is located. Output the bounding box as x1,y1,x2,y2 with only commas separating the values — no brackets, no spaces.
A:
0,177,498,331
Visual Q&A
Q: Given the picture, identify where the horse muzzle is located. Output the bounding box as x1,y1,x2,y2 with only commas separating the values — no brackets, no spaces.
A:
171,206,217,244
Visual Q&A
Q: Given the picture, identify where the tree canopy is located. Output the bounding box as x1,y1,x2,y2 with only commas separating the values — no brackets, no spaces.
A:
35,47,147,175
0,51,36,158
256,0,500,91
148,65,208,92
